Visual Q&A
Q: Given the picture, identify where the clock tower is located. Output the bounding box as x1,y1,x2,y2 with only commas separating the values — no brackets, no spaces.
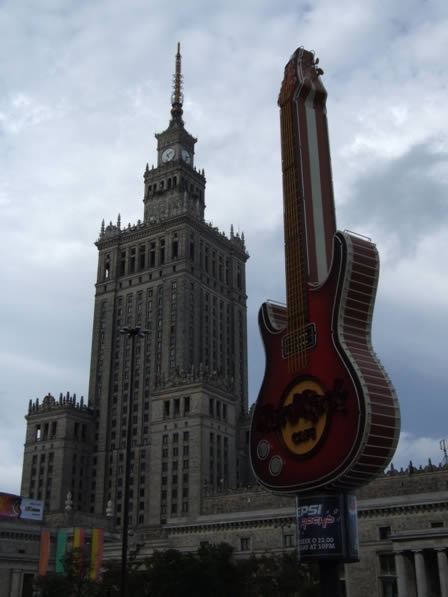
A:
86,43,249,528
144,43,206,224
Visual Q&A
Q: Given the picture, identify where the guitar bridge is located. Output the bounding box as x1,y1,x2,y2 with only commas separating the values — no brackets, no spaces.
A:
282,323,316,358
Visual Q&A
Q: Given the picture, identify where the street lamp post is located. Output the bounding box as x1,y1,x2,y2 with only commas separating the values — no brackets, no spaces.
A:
119,326,148,597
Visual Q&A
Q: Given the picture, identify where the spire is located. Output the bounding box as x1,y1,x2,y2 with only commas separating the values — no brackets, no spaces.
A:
170,42,184,123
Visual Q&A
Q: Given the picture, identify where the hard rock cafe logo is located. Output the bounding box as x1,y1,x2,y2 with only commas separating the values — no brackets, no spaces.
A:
256,378,349,458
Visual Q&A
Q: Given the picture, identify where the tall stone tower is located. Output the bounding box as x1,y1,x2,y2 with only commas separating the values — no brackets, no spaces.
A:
21,44,249,530
86,44,249,528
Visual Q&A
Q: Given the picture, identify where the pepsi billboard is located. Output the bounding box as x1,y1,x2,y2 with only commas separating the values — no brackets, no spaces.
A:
296,494,359,562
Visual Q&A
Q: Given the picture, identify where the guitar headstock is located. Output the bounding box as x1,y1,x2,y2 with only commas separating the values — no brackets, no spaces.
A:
278,47,326,107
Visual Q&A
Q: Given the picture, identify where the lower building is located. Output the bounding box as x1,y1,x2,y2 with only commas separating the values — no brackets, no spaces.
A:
3,461,447,597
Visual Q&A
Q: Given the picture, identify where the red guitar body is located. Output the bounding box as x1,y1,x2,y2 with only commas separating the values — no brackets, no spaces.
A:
250,231,400,493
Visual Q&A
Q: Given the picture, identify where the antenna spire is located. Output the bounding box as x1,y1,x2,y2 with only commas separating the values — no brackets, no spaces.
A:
171,42,184,123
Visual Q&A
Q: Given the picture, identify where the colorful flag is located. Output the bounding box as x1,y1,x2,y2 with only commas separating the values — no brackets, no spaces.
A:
73,527,86,549
90,528,104,581
38,530,50,576
56,529,68,573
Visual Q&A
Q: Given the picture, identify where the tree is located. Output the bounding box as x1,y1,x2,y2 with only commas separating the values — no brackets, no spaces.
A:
57,542,319,597
36,548,100,597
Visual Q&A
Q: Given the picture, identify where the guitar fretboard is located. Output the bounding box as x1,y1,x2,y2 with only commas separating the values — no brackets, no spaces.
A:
280,101,309,372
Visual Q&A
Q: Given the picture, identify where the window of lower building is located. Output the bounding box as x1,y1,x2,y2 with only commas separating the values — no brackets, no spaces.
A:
283,534,295,548
240,537,251,551
381,579,397,597
379,553,396,576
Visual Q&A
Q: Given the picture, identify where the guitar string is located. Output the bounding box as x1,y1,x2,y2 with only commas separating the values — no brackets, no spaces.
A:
281,101,308,372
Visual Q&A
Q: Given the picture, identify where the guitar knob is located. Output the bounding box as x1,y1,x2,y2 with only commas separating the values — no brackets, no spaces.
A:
269,455,283,476
256,440,271,460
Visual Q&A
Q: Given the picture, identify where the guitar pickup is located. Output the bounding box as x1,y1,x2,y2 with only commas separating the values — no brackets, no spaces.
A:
282,323,317,358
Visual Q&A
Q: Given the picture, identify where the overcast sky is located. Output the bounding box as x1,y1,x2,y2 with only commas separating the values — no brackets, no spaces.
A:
1,0,448,494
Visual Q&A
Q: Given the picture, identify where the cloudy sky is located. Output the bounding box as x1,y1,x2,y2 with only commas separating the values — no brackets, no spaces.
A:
1,0,447,494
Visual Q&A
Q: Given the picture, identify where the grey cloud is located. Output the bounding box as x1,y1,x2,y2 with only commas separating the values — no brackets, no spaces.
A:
340,142,448,258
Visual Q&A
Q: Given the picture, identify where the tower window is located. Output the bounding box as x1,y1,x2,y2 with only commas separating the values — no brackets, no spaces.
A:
150,243,156,267
129,248,136,274
139,246,146,270
120,251,126,276
104,254,111,280
172,233,178,259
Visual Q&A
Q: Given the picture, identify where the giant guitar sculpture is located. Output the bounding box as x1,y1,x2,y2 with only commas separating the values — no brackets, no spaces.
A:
250,48,400,493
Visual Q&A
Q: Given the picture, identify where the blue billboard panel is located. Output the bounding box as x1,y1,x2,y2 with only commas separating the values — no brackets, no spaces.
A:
297,494,359,562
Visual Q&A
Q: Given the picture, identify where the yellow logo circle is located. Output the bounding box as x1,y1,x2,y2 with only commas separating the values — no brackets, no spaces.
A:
281,379,328,458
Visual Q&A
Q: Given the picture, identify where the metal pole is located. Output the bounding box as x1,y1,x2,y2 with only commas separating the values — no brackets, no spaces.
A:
319,560,343,597
119,326,147,597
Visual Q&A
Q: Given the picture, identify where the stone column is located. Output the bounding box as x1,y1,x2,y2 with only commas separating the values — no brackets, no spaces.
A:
9,569,22,597
437,549,448,597
414,550,428,597
396,551,410,597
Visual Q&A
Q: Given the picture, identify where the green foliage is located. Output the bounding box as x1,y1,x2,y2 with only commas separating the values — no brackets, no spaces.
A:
36,543,319,597
37,548,100,597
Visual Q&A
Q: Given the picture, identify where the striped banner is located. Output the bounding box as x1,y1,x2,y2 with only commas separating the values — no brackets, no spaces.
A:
90,528,104,581
38,530,50,576
56,529,68,573
73,527,86,549
73,528,86,575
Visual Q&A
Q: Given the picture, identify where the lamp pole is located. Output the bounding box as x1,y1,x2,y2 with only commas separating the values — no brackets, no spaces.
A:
119,326,148,597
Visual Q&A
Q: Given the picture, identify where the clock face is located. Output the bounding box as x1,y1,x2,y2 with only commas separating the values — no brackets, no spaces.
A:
181,149,191,164
162,148,176,163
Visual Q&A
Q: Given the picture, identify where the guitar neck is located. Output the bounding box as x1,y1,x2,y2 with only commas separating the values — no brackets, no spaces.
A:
279,48,337,289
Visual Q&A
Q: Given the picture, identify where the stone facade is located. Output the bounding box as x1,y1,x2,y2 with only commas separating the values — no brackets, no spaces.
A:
0,521,42,597
21,393,94,513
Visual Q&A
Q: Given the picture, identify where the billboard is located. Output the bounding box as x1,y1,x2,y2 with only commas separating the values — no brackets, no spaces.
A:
296,494,359,562
0,492,44,521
